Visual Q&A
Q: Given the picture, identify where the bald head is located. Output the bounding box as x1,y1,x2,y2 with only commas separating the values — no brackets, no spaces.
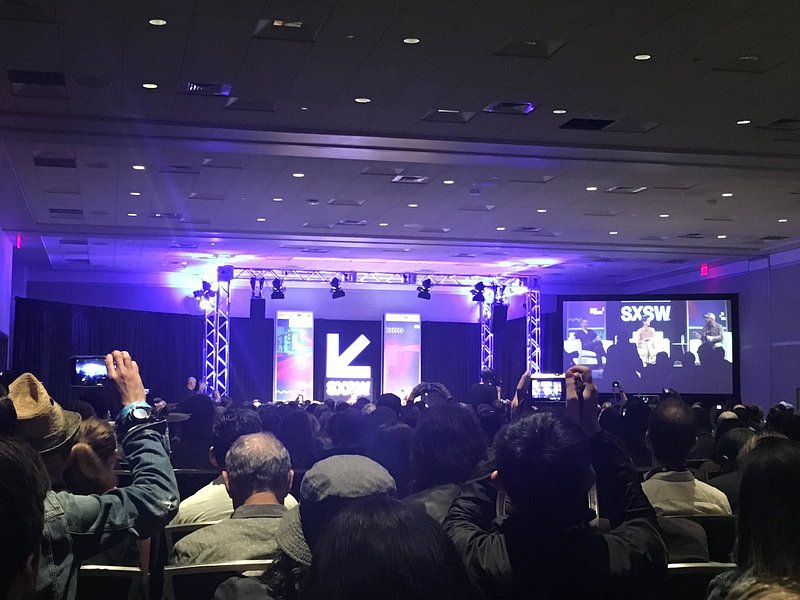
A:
224,433,292,506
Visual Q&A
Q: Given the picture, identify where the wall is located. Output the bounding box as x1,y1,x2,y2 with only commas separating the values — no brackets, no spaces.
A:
630,250,800,407
0,230,12,337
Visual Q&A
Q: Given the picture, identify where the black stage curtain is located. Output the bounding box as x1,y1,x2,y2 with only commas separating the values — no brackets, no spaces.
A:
494,317,527,399
228,316,274,403
421,321,481,403
12,298,203,410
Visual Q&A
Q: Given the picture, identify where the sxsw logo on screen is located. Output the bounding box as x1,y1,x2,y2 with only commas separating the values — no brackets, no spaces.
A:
620,305,672,322
325,333,372,398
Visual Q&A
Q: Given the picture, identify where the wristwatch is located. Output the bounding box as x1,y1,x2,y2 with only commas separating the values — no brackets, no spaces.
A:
117,401,166,439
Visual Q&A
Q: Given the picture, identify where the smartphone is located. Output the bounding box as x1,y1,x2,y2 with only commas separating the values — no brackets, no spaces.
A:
529,373,566,401
612,380,621,393
70,355,108,387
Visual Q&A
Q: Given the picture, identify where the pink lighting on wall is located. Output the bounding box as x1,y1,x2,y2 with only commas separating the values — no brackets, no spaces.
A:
700,263,709,277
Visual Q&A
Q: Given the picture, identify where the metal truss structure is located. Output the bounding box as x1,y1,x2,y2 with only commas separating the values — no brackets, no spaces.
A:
202,266,541,394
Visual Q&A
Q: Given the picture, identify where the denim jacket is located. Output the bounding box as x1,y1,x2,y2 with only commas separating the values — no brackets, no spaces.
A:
37,427,179,600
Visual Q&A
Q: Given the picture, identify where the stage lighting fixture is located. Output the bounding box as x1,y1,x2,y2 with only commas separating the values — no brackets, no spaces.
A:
193,283,216,311
250,277,258,298
330,277,346,299
271,278,285,300
417,278,432,300
471,281,486,303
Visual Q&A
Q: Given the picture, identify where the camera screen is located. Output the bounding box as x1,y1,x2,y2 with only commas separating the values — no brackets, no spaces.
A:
530,378,563,401
72,356,107,387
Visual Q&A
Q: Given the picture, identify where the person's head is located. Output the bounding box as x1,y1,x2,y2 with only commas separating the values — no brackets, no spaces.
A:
714,427,756,473
223,433,292,508
276,455,396,568
210,408,262,468
63,417,118,495
580,319,589,329
726,577,800,600
367,422,414,497
328,408,366,448
692,404,713,434
494,412,592,521
186,376,197,391
300,496,477,600
642,317,652,327
410,403,487,492
738,430,787,464
7,373,81,486
704,312,717,325
376,393,402,416
647,398,696,467
276,410,316,470
737,438,800,578
480,368,496,385
0,397,17,436
0,437,49,600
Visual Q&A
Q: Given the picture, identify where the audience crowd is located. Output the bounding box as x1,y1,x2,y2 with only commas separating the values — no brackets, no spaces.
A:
2,354,800,600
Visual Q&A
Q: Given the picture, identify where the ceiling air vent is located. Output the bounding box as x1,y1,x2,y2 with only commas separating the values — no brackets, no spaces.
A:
59,238,88,246
64,258,90,265
300,247,329,254
420,227,452,233
182,81,232,96
494,39,564,59
459,204,496,212
189,193,225,201
678,233,705,239
361,166,405,176
640,235,668,241
391,175,430,184
483,101,535,115
421,109,476,123
514,226,543,233
8,69,66,98
337,219,367,226
179,218,211,225
34,156,77,168
603,120,660,133
663,258,689,264
328,198,365,207
49,208,83,216
559,118,615,130
253,16,325,42
703,216,734,222
165,165,200,174
761,118,800,130
170,242,199,249
584,210,622,217
149,212,182,219
761,235,790,241
604,186,647,194
453,252,478,258
302,222,335,229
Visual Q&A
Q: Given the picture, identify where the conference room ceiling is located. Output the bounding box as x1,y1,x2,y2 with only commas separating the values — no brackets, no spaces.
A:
1,0,799,285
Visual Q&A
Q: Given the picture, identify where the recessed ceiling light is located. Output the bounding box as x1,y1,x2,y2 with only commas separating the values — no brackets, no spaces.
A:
586,186,598,191
142,83,158,89
408,203,418,208
717,234,727,239
609,231,619,235
721,193,733,197
737,55,760,62
634,54,652,61
659,214,670,218
443,180,455,185
403,37,420,44
496,226,506,231
354,97,371,103
132,165,145,170
257,217,267,222
300,106,309,111
345,34,355,39
210,242,216,246
272,197,283,202
127,213,137,217
129,192,141,196
379,222,389,227
736,120,751,125
552,109,567,115
181,261,188,266
537,209,547,213
778,218,789,223
148,18,167,26
292,172,304,178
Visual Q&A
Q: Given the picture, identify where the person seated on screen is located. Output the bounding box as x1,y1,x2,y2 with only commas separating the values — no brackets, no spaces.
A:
443,366,666,600
634,317,657,366
574,319,607,363
642,398,732,516
694,312,725,349
171,433,292,565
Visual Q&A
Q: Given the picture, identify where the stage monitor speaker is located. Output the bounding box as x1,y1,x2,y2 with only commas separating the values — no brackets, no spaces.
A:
491,304,508,334
250,298,266,320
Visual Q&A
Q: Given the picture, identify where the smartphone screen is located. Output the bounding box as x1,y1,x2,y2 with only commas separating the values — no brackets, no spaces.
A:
71,356,108,387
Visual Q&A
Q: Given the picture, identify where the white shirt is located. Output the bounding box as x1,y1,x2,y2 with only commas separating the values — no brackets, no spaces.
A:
172,475,298,524
642,469,732,516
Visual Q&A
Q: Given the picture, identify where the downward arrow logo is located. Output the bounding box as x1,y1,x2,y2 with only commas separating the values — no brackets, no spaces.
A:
326,333,371,379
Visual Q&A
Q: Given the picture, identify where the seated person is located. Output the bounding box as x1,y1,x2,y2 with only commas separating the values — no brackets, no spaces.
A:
574,319,607,363
170,433,292,565
172,408,296,524
634,317,657,366
642,399,732,516
443,366,667,600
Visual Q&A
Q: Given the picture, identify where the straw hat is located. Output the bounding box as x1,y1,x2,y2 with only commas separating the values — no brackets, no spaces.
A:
8,373,81,454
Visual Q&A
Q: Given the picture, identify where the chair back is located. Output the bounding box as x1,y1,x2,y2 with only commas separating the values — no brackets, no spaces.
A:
164,560,273,600
663,562,736,600
77,565,143,600
164,522,217,555
666,514,737,562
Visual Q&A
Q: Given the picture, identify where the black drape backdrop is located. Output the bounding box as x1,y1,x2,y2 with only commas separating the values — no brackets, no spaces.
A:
13,299,533,406
12,298,203,409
